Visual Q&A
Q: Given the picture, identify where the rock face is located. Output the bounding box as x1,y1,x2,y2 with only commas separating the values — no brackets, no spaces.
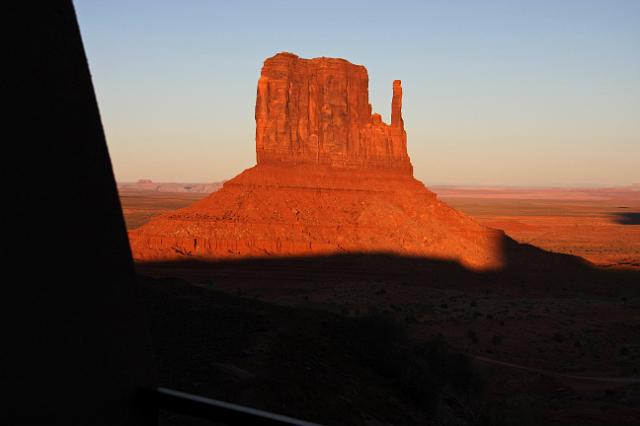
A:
129,52,504,269
255,53,411,172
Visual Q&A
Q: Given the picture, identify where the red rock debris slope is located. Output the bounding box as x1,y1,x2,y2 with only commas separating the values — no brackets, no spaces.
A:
129,52,504,269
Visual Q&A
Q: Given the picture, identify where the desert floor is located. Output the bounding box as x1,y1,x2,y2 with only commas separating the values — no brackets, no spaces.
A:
120,186,640,270
119,187,640,425
434,186,640,270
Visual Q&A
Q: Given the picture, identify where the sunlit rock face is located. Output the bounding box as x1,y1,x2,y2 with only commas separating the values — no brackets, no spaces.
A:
129,52,504,269
255,52,411,172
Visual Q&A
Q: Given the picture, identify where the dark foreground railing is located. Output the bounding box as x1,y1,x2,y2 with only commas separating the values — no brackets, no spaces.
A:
142,387,322,426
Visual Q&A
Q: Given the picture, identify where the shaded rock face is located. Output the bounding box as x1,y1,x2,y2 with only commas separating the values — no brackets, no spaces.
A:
256,53,411,172
130,52,504,269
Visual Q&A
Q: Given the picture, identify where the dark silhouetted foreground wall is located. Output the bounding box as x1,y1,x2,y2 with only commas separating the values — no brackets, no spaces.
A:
4,2,156,424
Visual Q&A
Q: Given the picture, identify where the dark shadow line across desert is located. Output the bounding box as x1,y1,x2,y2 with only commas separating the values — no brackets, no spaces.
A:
609,212,640,225
134,239,640,304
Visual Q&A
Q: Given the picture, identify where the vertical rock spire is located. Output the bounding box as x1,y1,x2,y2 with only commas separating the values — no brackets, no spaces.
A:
391,80,404,129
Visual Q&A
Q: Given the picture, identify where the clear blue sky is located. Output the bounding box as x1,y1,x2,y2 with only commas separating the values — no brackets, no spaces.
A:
75,0,639,186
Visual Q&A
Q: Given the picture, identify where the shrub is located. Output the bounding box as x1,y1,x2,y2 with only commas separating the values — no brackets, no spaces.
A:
346,314,484,422
348,312,410,377
468,329,479,344
483,395,541,426
404,313,418,323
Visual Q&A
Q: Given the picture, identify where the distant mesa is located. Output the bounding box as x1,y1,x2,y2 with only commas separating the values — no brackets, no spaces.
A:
129,52,506,269
118,180,223,194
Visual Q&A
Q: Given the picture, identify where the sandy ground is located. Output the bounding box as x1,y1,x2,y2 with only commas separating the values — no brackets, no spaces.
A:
138,258,640,425
435,186,640,269
120,186,640,424
119,190,206,230
120,185,640,269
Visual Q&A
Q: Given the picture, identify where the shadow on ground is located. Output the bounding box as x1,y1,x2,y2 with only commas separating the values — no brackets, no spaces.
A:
141,275,486,425
137,245,640,425
610,212,640,225
137,235,638,298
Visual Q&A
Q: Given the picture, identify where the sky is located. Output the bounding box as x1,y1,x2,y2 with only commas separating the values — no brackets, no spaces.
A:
75,0,640,186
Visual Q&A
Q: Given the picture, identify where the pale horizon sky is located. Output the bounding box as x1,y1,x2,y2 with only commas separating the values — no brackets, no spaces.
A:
75,0,639,187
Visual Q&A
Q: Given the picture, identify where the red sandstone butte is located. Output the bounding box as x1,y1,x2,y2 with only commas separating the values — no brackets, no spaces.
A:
129,52,504,269
255,53,410,171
